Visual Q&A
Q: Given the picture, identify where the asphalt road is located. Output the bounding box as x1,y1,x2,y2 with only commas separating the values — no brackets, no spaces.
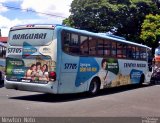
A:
0,82,160,117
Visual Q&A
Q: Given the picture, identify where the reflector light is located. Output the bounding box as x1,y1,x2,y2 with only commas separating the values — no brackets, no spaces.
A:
49,71,56,81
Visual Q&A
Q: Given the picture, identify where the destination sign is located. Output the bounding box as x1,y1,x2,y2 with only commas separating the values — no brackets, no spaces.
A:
12,33,47,40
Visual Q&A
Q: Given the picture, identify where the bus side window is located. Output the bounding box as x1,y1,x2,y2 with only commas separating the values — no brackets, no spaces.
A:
135,47,140,59
111,41,116,57
70,33,80,54
104,39,111,56
140,47,147,60
89,37,97,56
62,31,80,55
97,38,104,56
127,45,135,59
80,35,89,55
117,43,126,58
63,31,70,52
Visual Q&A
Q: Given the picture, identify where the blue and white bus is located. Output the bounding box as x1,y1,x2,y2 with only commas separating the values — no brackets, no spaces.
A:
0,42,6,81
5,24,152,94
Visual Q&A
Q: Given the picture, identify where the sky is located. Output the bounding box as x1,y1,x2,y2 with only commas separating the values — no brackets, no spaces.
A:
0,0,73,36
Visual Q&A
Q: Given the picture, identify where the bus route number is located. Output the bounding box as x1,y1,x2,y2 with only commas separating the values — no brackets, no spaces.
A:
8,48,22,54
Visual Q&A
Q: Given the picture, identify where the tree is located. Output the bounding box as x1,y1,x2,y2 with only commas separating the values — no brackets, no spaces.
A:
63,0,159,42
115,0,159,42
140,14,160,53
155,0,160,8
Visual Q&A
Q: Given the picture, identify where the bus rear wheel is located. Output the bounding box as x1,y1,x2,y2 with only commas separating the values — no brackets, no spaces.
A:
139,74,145,86
88,78,100,95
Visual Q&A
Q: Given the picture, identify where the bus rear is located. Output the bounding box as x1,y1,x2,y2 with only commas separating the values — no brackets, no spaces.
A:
5,24,58,93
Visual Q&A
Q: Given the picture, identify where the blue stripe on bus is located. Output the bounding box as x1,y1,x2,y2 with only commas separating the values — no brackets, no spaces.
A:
75,57,99,87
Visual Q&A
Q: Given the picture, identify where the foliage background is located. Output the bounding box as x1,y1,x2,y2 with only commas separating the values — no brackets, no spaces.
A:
63,0,160,53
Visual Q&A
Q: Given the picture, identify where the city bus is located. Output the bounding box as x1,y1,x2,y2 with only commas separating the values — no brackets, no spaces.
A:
5,24,152,95
0,42,6,82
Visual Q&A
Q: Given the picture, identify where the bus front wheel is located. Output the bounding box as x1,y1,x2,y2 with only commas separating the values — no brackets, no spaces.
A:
88,78,100,95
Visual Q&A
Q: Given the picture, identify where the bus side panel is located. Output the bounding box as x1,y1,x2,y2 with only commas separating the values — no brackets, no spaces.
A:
58,55,148,93
93,58,148,89
58,54,100,93
59,55,93,93
56,28,87,93
118,59,147,85
58,54,85,93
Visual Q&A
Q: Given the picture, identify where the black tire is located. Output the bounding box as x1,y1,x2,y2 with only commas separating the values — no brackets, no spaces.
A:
88,78,100,95
139,74,145,86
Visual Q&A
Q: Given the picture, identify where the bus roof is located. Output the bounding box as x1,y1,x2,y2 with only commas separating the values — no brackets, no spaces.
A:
10,24,151,49
10,24,62,30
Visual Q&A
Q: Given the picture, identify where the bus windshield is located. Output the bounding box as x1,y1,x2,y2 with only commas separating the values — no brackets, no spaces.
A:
9,29,54,46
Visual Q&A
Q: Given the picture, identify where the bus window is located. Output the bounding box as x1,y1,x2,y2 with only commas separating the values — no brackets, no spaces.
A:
117,43,126,58
89,37,97,56
80,35,88,55
63,31,70,52
122,44,127,58
140,47,147,60
135,47,140,59
64,32,70,45
63,31,80,55
69,33,80,54
111,41,116,57
97,39,104,56
104,39,111,56
127,45,135,59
